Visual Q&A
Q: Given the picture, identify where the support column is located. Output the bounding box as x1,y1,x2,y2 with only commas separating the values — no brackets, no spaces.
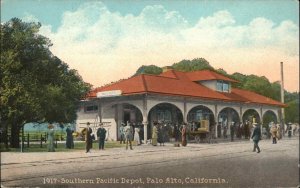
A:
215,104,218,138
116,104,123,141
239,106,243,123
260,107,263,137
97,100,102,123
143,94,148,144
183,98,187,123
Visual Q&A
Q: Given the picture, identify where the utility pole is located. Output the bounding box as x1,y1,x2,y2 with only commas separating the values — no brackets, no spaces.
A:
280,62,285,137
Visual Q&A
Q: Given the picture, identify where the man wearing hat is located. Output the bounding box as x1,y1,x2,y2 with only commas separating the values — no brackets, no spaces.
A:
124,121,133,150
85,122,93,153
97,123,107,150
251,123,261,153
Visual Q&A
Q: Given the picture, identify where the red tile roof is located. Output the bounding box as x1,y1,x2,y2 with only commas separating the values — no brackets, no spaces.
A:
87,70,285,107
186,70,239,83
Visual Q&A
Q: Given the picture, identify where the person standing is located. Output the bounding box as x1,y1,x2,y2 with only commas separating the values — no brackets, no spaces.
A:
124,122,133,150
47,124,55,152
287,123,292,138
134,126,141,145
119,123,125,144
66,125,74,149
223,124,228,139
152,122,158,146
174,124,180,142
230,122,235,142
251,123,261,153
97,123,107,150
270,123,278,144
85,122,93,153
181,123,187,147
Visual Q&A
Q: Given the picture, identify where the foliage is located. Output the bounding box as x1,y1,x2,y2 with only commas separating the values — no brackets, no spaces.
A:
0,18,91,147
285,99,299,123
135,65,163,75
171,58,214,72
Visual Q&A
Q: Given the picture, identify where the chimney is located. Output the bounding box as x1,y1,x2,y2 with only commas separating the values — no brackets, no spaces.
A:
162,66,173,72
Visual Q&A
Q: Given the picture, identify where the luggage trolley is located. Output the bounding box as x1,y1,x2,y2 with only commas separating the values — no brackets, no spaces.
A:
189,120,211,143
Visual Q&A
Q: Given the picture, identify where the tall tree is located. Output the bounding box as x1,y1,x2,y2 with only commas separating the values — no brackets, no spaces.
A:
0,18,91,148
171,58,214,72
135,65,162,75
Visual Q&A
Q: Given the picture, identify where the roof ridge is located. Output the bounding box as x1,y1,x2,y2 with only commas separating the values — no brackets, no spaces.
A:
143,73,180,80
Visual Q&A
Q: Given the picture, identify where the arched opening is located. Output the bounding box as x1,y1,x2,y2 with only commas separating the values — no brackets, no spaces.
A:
263,110,277,138
187,105,215,142
242,109,261,139
187,105,215,131
112,103,143,141
217,107,240,139
148,103,183,142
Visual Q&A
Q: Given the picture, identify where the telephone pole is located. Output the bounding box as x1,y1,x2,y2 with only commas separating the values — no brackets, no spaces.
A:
280,62,285,137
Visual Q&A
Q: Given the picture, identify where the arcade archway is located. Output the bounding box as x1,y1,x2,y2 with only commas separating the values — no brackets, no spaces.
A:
217,107,240,139
148,103,183,141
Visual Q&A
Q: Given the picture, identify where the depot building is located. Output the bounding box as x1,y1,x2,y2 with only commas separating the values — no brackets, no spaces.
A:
76,69,285,141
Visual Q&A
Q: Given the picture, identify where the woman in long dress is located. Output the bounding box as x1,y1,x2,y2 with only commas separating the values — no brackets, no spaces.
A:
152,123,158,146
66,126,74,149
47,124,55,152
134,127,141,145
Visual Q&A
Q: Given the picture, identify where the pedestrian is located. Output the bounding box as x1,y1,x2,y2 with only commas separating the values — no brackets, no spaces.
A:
157,124,165,146
119,123,125,144
174,124,180,142
138,123,144,144
181,123,187,147
223,124,228,139
270,123,278,144
287,122,292,138
85,122,93,153
124,122,133,150
134,126,141,145
230,122,235,142
66,125,74,149
47,124,55,152
244,121,250,139
251,123,261,153
97,123,106,150
152,122,158,146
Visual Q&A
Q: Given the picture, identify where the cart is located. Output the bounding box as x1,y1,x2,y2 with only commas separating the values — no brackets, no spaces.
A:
189,120,211,143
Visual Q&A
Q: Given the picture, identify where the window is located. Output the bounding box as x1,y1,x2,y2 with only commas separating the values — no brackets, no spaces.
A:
157,110,171,122
85,105,98,112
217,81,230,93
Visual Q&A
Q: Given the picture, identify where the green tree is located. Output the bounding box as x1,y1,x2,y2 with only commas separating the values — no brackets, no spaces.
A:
135,65,163,75
285,99,299,123
0,18,91,148
171,58,214,72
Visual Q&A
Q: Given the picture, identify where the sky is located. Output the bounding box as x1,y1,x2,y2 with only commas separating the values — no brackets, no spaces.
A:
1,0,299,92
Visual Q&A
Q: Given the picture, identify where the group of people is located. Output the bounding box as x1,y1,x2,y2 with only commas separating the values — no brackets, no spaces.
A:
218,121,252,140
85,122,107,153
119,121,142,150
152,122,187,147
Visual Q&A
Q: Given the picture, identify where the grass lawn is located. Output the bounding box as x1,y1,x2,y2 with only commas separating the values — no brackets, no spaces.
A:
0,141,123,152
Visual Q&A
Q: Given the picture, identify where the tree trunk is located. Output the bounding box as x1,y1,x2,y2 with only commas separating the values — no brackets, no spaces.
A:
10,124,20,148
0,120,9,150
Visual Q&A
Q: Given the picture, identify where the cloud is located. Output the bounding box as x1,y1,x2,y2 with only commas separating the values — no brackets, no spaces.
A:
22,12,39,22
38,2,299,91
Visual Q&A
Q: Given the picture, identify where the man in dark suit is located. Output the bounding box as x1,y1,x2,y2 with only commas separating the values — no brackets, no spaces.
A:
97,123,107,150
85,122,93,153
251,123,261,153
